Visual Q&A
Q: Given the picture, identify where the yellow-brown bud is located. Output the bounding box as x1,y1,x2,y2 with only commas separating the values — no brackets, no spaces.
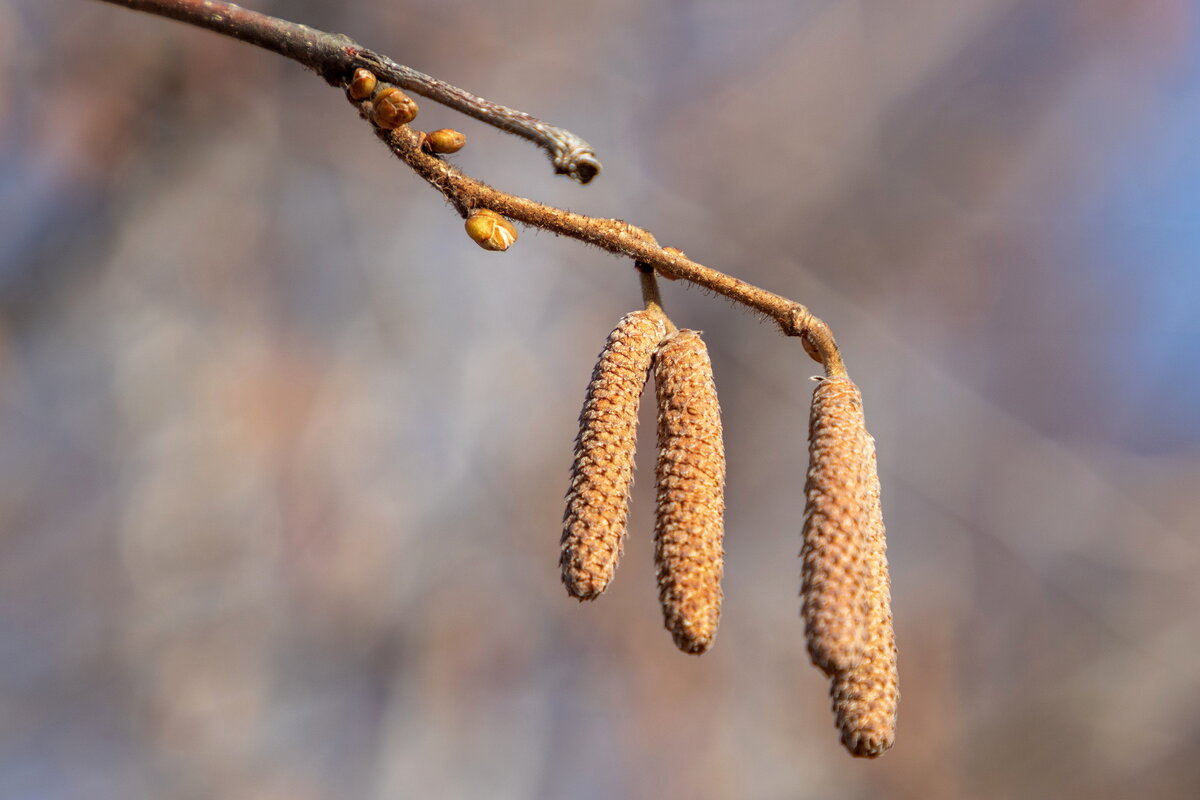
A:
372,87,418,128
561,309,668,600
424,128,466,154
464,209,517,251
653,329,726,655
348,68,377,101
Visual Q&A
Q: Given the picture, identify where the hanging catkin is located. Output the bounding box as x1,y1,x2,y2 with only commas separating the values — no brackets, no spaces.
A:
561,309,667,600
653,329,726,655
832,452,898,757
800,376,875,675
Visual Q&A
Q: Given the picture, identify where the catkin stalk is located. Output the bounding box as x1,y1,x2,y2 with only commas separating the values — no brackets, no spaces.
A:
800,376,875,675
561,309,668,600
653,329,725,655
833,455,898,757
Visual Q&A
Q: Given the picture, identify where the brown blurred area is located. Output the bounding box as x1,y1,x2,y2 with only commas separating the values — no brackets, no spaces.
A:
2,0,1199,797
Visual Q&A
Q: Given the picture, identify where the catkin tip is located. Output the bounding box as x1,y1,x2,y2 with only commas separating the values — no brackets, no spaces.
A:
832,612,898,757
835,447,898,757
561,309,668,600
653,329,726,655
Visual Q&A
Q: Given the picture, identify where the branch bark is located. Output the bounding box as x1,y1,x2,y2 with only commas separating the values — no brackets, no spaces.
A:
95,0,846,376
102,0,601,182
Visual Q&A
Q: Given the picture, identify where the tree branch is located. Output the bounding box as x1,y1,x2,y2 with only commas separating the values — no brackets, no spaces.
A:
101,0,602,182
94,0,846,376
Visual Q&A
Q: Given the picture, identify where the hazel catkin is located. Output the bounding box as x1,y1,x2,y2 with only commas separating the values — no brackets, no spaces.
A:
800,376,875,676
801,375,899,756
653,329,726,655
561,309,668,600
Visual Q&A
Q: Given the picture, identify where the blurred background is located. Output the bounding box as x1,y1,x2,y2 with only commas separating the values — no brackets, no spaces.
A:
2,0,1199,797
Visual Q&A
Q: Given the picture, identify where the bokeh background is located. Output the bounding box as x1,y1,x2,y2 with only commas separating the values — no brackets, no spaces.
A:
2,1,1199,798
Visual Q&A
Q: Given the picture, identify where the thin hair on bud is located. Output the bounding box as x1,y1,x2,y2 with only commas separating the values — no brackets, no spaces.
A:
561,309,668,600
653,329,726,655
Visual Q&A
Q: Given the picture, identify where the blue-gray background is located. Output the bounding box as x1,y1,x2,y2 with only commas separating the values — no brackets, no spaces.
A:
1,1,1198,798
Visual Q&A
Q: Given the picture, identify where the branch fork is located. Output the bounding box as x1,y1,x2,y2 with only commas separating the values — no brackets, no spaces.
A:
96,0,895,758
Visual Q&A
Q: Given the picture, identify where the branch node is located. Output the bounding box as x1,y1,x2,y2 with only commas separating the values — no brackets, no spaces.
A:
782,306,846,377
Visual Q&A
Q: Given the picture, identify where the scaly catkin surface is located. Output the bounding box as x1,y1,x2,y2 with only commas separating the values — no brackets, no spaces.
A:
561,309,667,600
801,376,874,675
833,450,898,757
653,330,725,655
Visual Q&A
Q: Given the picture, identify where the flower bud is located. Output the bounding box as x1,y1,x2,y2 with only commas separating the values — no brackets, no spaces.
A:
347,68,377,101
372,87,418,128
423,128,467,154
464,209,517,251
